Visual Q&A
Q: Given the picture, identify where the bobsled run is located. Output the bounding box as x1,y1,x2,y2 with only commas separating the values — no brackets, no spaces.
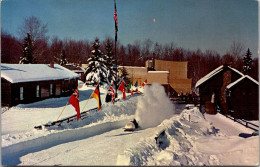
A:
123,119,139,132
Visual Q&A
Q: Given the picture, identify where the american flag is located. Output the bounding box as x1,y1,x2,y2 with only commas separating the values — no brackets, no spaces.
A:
114,0,118,41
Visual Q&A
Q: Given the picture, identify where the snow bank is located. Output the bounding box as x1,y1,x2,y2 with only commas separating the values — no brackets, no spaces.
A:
194,135,259,166
135,83,175,128
117,107,259,166
43,97,138,131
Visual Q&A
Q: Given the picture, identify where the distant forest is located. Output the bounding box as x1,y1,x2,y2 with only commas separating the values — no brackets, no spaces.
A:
2,20,258,87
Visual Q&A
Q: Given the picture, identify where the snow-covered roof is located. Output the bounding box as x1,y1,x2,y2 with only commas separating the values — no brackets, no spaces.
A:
148,71,169,73
63,64,86,73
1,64,80,83
226,75,259,89
195,65,244,88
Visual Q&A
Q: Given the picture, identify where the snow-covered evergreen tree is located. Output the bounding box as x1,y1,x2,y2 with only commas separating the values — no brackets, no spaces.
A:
104,39,116,83
243,48,253,74
60,49,68,66
119,66,130,83
85,38,107,85
19,33,35,64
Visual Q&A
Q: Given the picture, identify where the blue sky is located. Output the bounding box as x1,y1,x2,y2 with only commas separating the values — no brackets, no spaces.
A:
1,0,259,57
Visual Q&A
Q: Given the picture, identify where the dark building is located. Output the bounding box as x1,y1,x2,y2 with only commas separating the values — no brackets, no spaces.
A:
226,75,259,120
63,64,86,82
195,65,243,114
1,64,79,107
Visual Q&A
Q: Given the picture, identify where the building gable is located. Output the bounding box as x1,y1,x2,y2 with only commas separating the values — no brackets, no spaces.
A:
227,75,259,90
195,65,244,88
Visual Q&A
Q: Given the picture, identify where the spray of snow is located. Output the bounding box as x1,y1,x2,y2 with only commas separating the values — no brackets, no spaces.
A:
135,83,175,128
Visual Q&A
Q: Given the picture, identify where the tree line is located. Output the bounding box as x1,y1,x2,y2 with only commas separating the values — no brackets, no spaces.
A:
1,16,258,87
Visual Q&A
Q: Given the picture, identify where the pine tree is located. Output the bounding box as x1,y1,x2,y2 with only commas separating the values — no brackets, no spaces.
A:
243,48,253,74
119,66,130,83
85,38,108,85
60,49,68,66
19,33,35,64
104,39,116,83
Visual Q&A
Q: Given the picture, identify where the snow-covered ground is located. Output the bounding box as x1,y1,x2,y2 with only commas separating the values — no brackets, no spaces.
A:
1,83,259,166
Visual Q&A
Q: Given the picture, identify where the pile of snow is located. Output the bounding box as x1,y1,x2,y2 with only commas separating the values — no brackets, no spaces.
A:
117,107,259,166
135,83,175,128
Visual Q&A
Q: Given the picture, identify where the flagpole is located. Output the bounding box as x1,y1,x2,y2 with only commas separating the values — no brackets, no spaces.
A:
81,94,93,113
81,82,100,112
56,102,69,121
114,0,118,99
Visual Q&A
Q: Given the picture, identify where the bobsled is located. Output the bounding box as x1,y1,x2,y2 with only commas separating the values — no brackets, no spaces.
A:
123,119,139,132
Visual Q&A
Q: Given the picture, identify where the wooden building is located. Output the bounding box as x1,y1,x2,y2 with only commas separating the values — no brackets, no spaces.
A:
119,66,147,86
195,64,244,114
121,59,192,95
63,64,86,82
146,59,192,95
226,75,259,120
1,64,79,107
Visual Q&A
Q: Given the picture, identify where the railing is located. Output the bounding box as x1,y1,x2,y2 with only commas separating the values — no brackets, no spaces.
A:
225,114,259,131
34,107,98,130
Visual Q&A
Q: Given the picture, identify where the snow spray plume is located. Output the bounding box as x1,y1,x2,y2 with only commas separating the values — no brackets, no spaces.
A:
135,83,175,128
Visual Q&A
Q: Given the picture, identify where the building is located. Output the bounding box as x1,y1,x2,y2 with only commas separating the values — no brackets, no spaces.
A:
146,59,192,95
226,75,259,120
195,64,244,115
63,64,86,82
119,66,147,86
1,63,80,107
120,59,192,96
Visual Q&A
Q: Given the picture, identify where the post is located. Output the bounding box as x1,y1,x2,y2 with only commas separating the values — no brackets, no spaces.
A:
81,83,99,112
114,0,118,98
168,69,170,97
56,102,69,121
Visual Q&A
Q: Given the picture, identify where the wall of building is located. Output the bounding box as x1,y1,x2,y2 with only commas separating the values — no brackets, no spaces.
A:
147,72,169,85
153,60,188,79
1,78,12,107
198,68,246,114
1,78,78,107
121,66,147,86
227,79,259,120
123,59,192,94
169,78,192,94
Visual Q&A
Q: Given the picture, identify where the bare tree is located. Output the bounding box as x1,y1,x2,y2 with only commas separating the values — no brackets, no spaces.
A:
1,31,22,63
50,36,64,63
141,39,153,62
18,16,48,42
227,41,245,61
153,42,163,59
18,16,49,63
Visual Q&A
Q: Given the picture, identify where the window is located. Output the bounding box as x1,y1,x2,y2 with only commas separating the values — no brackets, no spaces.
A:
50,84,53,95
36,85,40,97
20,87,24,100
62,81,65,93
56,84,61,95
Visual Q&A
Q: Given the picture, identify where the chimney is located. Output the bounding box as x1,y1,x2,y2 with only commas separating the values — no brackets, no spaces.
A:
223,62,232,68
50,62,54,68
